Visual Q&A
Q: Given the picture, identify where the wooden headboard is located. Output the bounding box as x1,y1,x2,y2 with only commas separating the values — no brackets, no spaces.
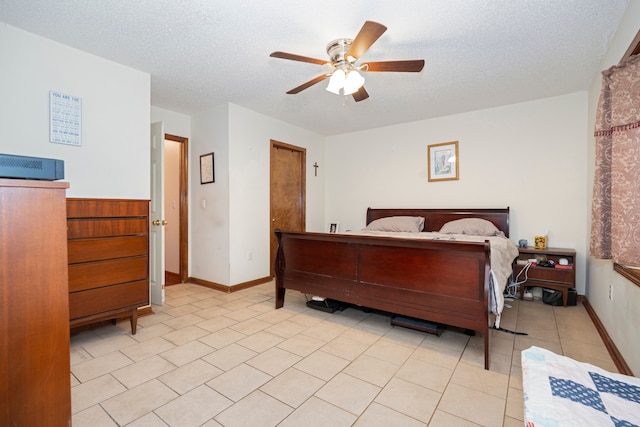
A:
366,207,510,238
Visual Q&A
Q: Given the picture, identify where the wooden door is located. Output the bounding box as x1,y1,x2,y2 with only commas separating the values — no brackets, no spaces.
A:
270,140,306,276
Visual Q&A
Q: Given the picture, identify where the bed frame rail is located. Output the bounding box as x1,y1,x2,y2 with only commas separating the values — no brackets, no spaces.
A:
274,230,492,368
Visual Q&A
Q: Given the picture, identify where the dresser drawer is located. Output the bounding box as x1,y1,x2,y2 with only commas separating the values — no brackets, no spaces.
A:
68,235,147,264
68,256,147,292
67,218,147,238
69,280,148,320
67,199,149,218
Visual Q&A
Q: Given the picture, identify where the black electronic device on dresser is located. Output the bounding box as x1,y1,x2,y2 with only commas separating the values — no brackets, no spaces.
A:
0,153,64,180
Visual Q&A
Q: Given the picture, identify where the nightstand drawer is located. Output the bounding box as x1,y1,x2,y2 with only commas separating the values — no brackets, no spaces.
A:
514,265,573,285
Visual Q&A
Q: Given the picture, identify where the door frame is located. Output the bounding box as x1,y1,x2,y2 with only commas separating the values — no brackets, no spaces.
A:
165,133,189,283
270,139,306,277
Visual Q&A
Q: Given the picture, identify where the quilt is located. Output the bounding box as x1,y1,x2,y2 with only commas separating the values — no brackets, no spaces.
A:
522,346,640,427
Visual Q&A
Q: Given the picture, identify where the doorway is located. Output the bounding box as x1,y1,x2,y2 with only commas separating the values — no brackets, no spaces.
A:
165,134,189,285
270,140,306,277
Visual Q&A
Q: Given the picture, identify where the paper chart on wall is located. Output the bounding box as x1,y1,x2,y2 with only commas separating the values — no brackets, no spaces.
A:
50,91,82,146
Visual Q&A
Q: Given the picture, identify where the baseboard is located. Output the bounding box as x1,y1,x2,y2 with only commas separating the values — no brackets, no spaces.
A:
582,297,634,376
188,276,272,293
165,271,181,286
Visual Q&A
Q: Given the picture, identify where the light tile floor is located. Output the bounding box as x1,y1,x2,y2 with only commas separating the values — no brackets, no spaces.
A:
70,282,617,427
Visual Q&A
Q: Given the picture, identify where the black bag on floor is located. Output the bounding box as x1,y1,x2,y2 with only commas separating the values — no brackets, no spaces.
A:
542,290,564,306
542,289,577,306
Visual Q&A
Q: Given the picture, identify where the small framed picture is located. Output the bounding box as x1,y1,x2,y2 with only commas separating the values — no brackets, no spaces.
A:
200,152,214,184
328,222,340,233
428,141,459,182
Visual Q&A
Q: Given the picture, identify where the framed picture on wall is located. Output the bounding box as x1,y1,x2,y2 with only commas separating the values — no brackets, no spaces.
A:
200,152,214,184
328,222,340,233
428,141,459,182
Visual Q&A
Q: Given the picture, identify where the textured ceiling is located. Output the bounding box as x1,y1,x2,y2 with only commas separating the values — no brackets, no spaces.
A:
0,0,630,135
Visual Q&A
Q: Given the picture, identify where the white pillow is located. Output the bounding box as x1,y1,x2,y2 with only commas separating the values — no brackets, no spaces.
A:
439,218,500,236
365,216,425,233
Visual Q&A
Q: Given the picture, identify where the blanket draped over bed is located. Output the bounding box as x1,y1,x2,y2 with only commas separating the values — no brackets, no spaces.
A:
274,207,518,369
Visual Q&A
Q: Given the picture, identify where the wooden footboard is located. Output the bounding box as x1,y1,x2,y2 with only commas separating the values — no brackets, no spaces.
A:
274,230,493,369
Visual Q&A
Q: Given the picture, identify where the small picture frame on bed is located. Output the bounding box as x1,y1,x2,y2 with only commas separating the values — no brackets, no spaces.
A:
328,222,339,233
428,141,459,182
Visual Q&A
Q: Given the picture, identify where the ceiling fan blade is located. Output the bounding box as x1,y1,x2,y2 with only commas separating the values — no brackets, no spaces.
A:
352,86,369,102
346,21,387,61
270,51,328,65
286,74,328,94
363,60,425,72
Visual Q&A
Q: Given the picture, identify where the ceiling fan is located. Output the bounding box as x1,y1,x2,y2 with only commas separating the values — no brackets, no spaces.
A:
270,21,425,102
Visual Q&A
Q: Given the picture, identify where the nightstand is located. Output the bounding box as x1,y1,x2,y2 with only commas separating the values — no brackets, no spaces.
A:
513,246,576,306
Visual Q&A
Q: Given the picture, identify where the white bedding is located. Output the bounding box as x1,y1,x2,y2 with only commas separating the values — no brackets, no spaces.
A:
522,346,640,426
346,230,519,324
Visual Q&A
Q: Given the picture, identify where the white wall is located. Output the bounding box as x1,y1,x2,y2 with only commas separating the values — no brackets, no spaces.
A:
0,23,150,199
151,106,191,139
187,103,325,286
227,104,325,285
190,104,232,285
325,93,588,292
586,1,640,375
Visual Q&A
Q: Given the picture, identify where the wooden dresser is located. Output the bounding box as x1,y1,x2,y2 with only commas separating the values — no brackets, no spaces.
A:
0,179,71,426
67,198,149,334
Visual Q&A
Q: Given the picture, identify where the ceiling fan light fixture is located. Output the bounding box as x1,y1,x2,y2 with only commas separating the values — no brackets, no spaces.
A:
272,21,423,102
343,70,365,95
326,69,345,94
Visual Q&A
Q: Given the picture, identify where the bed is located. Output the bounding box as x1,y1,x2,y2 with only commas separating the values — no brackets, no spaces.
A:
522,346,640,426
274,207,518,370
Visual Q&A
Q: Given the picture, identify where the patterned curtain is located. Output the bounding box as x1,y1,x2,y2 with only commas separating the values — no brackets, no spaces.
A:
590,54,640,266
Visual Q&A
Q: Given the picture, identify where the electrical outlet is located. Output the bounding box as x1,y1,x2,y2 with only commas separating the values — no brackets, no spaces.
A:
247,251,253,261
609,283,613,300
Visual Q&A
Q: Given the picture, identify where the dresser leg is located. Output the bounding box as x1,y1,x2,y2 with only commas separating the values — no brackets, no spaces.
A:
130,309,138,334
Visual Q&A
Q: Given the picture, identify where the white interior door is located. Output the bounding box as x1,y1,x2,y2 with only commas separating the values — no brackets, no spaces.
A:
150,121,165,305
